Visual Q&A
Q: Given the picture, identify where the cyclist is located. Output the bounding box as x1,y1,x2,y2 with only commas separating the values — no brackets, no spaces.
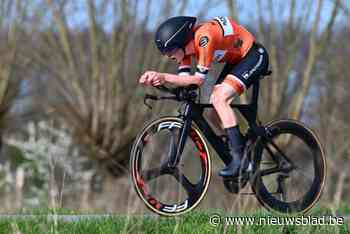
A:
139,16,269,177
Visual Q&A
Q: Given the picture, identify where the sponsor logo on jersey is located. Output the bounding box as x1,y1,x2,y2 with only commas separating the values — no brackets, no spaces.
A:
199,36,209,47
217,16,228,25
242,72,249,79
241,54,264,79
214,16,234,36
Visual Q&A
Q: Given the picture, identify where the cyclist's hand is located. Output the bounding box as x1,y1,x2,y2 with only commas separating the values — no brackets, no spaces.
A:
140,71,154,85
151,73,165,86
139,71,165,86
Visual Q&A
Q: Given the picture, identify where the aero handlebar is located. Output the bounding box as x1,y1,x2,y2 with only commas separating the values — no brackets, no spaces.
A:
143,85,198,109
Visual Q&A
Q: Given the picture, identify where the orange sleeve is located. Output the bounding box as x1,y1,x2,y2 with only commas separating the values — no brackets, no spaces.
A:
194,26,217,79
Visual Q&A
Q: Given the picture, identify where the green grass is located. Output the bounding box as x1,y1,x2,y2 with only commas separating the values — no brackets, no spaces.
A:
0,209,348,234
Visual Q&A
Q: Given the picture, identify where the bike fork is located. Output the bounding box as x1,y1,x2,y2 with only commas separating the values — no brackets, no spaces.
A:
168,103,192,168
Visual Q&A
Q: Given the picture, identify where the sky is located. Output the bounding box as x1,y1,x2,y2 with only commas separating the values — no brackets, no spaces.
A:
63,0,345,32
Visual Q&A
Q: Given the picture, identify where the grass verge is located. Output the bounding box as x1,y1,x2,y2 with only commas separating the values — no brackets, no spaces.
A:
0,208,348,234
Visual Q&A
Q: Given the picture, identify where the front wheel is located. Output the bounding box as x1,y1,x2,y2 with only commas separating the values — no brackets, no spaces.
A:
251,119,326,214
130,117,211,216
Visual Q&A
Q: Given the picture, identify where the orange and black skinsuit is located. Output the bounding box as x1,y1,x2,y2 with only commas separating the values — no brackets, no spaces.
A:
177,16,269,94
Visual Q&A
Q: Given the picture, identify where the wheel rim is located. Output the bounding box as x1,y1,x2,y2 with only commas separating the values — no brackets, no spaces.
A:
252,121,325,214
131,118,211,216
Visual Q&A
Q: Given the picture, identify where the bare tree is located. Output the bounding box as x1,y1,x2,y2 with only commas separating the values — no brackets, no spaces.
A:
253,0,342,122
226,0,239,20
0,0,24,130
28,0,220,178
309,22,350,207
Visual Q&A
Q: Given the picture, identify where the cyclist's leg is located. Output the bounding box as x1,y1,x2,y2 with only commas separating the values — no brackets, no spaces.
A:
207,92,236,133
214,42,269,128
205,107,224,134
206,63,235,133
212,77,246,177
215,42,269,177
210,82,241,128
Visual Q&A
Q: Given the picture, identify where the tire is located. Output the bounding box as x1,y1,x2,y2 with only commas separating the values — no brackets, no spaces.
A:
130,117,211,216
250,119,326,214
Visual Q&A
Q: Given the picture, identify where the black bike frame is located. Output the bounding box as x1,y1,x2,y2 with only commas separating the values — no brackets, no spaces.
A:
172,81,267,167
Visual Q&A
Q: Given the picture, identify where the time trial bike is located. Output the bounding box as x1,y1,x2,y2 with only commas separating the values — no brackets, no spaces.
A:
130,70,326,216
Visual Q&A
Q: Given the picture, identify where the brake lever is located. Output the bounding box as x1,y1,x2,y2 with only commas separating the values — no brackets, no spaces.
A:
144,94,158,109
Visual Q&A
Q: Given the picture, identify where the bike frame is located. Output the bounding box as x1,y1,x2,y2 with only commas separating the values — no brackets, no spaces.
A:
170,80,269,168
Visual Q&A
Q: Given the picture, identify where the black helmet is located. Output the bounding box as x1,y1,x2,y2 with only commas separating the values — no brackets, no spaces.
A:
155,16,197,55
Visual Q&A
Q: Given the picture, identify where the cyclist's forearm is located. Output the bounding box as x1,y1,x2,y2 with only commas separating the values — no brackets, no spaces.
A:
162,73,204,87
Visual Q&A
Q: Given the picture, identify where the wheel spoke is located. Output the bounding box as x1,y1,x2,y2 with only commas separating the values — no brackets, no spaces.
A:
264,143,280,164
172,168,197,196
141,167,165,182
266,140,294,166
167,130,178,165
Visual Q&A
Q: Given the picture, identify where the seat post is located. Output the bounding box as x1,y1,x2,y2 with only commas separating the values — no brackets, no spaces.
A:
251,80,260,108
245,80,260,125
248,70,271,124
251,70,271,108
